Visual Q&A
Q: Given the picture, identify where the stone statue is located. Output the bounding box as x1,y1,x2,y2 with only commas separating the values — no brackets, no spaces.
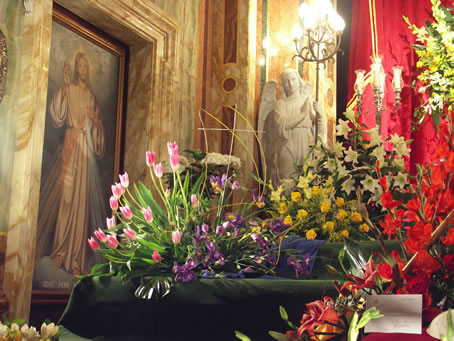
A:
258,68,326,186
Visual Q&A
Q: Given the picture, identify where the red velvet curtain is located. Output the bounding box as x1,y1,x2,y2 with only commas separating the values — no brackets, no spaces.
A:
347,0,451,172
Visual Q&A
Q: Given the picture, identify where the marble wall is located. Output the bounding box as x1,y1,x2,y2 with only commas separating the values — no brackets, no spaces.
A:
2,0,198,320
0,1,25,233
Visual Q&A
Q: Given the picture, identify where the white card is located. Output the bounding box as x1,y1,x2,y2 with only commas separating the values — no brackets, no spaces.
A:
365,294,422,334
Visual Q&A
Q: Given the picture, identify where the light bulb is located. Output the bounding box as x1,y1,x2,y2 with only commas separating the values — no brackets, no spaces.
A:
331,13,345,32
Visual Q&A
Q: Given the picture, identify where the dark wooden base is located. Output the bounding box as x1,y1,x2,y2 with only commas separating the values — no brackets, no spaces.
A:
29,290,70,327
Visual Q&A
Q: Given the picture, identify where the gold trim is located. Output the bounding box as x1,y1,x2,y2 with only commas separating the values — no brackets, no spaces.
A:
221,76,239,94
0,29,8,104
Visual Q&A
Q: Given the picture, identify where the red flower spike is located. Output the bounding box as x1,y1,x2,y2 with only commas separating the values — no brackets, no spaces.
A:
413,250,441,275
442,228,454,246
381,191,403,210
379,213,402,236
379,177,388,192
405,221,433,253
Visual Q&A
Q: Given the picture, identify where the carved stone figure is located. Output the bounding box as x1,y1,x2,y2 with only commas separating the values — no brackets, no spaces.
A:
258,68,326,186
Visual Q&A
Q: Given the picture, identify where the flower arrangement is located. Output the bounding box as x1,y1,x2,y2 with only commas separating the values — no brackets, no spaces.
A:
404,0,454,128
263,169,370,242
86,143,287,299
0,318,59,341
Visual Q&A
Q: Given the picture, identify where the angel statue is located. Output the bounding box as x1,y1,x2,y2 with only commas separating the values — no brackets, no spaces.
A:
258,68,326,186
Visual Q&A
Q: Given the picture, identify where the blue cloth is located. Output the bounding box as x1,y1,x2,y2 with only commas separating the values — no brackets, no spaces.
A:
273,236,325,275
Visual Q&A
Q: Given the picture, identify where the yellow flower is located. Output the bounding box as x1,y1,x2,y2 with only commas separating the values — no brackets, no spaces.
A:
416,60,424,68
306,229,317,240
284,215,293,225
336,209,348,221
291,191,302,202
278,202,288,214
359,223,370,233
297,209,308,219
351,211,363,223
320,201,330,213
326,176,334,186
251,226,261,234
335,197,345,207
341,229,349,238
323,221,335,232
271,186,283,202
312,186,320,195
430,64,437,73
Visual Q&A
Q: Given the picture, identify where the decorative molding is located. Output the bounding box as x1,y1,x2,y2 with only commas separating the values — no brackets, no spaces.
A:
23,0,35,16
0,29,7,104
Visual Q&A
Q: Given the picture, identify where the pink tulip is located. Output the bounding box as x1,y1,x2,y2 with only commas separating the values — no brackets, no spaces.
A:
232,181,240,190
190,194,198,208
106,216,116,230
123,226,136,240
88,237,100,250
111,183,123,199
152,249,162,262
170,153,180,170
146,151,156,167
107,234,118,249
94,228,107,243
143,206,153,223
110,196,119,211
153,163,163,178
120,205,133,220
165,188,171,197
167,142,179,156
172,230,182,244
119,172,129,188
202,223,209,234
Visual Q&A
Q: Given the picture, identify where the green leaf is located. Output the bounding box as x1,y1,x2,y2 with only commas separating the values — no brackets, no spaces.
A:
268,331,291,341
447,309,452,341
279,305,288,321
134,276,173,300
136,237,165,252
235,331,252,341
343,238,368,276
432,109,441,130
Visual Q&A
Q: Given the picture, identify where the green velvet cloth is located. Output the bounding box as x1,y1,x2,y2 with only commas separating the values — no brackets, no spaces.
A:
58,241,400,341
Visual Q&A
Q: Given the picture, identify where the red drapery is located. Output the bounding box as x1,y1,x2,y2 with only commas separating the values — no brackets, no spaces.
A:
347,0,451,172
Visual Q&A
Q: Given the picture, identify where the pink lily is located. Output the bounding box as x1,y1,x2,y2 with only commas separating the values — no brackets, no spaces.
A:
120,205,133,220
88,237,100,250
106,216,116,230
123,226,136,240
94,228,107,243
143,206,153,223
146,151,156,167
172,230,182,244
190,194,198,208
153,163,163,178
152,249,162,262
107,234,118,249
167,142,179,156
110,196,119,211
111,183,123,199
119,172,129,188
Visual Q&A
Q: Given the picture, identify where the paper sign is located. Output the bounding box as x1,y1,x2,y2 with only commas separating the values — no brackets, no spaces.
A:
365,294,422,334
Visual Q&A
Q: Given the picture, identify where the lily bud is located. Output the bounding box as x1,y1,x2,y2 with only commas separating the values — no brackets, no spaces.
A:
190,194,198,208
87,237,100,251
172,230,182,244
110,196,119,211
119,172,129,188
123,226,136,240
146,151,156,167
153,163,163,178
143,206,153,223
107,234,118,249
106,216,116,231
94,228,107,243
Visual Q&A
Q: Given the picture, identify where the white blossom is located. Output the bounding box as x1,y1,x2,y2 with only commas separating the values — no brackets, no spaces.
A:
332,141,344,158
360,174,380,193
344,147,359,165
341,176,356,196
336,119,351,139
393,172,408,190
371,145,386,164
366,127,382,147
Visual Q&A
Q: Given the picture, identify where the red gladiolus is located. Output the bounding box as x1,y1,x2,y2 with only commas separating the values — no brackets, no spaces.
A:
405,221,433,253
297,297,339,336
379,177,388,192
442,228,454,245
379,212,402,236
413,250,441,275
381,191,403,210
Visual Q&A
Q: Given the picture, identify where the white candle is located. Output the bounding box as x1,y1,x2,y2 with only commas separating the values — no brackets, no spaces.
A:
392,66,403,91
354,69,366,95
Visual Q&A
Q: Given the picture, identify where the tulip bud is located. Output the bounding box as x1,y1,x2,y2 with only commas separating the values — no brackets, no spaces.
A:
232,181,241,190
88,237,100,250
120,205,133,220
167,141,179,156
170,153,180,170
123,226,136,240
111,183,123,199
106,216,116,230
143,206,153,223
172,230,182,244
190,194,198,208
153,163,163,178
110,196,119,211
152,249,162,262
119,172,129,188
107,234,118,249
94,228,107,243
146,151,156,167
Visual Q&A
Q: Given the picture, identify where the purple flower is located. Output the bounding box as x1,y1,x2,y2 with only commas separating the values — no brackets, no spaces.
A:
232,181,241,190
252,189,266,208
205,240,216,253
194,225,208,243
265,218,289,235
287,256,309,278
210,174,228,194
172,258,198,282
